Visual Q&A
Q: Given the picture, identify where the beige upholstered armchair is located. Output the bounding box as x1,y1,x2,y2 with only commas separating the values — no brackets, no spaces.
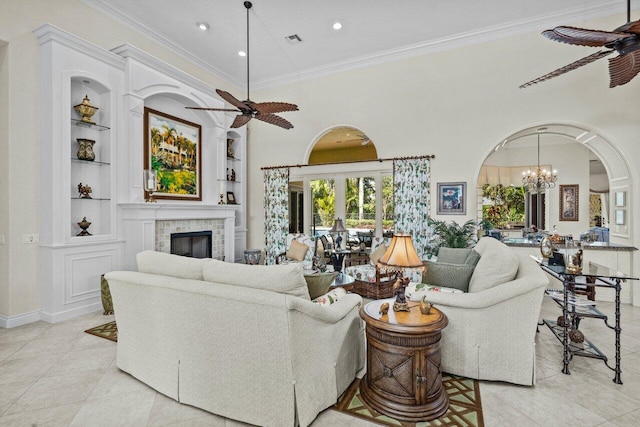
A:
275,233,315,267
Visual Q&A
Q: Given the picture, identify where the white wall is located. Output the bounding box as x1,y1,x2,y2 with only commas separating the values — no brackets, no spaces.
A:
0,0,240,320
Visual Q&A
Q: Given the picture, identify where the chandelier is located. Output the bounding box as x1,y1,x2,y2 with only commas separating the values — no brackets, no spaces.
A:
522,128,557,190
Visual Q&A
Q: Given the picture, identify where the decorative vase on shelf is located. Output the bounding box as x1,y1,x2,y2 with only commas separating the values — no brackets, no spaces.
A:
77,139,96,161
73,95,99,124
77,216,92,236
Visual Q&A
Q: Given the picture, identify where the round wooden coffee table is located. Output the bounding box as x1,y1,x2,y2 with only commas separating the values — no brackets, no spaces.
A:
359,298,449,422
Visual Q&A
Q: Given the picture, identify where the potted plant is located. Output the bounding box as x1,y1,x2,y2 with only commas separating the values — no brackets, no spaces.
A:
426,218,478,257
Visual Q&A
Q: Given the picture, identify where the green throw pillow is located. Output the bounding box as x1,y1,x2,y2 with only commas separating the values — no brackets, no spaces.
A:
422,261,476,292
304,272,338,299
436,247,472,264
465,250,481,267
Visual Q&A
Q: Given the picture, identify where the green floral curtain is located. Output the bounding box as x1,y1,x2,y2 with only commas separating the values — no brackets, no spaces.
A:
393,158,431,258
264,168,290,264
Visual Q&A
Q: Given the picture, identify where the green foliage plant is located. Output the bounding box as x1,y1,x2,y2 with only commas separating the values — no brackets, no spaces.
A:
427,218,477,256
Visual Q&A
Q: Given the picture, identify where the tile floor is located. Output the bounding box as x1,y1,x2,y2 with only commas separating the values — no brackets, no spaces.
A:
1,297,640,426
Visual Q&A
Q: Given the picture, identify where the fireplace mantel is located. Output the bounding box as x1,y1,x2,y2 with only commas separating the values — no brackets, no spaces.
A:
119,203,238,269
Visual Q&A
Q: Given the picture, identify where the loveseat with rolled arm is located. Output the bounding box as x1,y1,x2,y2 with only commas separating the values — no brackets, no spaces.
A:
105,251,365,426
406,237,548,385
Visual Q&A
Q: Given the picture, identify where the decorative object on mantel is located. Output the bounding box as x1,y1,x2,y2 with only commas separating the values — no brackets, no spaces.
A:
73,94,99,124
227,191,237,204
231,169,236,181
76,138,96,161
143,169,158,203
227,138,235,158
218,193,226,205
377,234,425,312
77,182,92,199
520,0,640,88
77,216,92,236
185,1,298,129
226,168,230,180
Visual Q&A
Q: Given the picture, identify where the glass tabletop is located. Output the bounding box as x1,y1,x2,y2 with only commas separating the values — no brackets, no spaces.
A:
532,255,638,280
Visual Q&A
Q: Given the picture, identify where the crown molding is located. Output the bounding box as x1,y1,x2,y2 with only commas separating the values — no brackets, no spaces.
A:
82,0,632,90
81,0,243,88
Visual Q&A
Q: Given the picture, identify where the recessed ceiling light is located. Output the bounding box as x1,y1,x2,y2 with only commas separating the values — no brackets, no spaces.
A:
196,22,209,31
333,22,342,30
238,51,246,57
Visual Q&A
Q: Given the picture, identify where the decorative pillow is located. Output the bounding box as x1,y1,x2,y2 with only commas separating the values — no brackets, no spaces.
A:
287,239,309,261
304,271,338,299
436,247,472,265
422,261,475,292
312,287,347,305
468,244,518,293
369,243,388,266
202,259,311,300
136,250,209,281
465,250,481,267
406,282,463,301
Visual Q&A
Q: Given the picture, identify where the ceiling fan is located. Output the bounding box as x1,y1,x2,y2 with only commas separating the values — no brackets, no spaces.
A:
520,0,640,88
186,1,298,129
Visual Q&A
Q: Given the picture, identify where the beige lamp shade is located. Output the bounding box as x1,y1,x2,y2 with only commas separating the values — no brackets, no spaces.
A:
329,218,347,233
377,233,424,270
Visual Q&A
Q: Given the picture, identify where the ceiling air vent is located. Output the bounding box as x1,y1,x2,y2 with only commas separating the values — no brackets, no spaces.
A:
285,34,302,44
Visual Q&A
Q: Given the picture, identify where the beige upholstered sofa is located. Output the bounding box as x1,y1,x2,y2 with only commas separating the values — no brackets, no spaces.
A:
418,237,548,386
105,251,365,427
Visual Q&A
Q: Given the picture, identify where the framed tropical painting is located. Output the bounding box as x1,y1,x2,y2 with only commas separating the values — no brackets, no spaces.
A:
144,107,202,201
437,182,466,215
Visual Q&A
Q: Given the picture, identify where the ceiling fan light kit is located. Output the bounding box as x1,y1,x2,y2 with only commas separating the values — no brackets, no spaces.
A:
520,0,640,88
186,1,298,129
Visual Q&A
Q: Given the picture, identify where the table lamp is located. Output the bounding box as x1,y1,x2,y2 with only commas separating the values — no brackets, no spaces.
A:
329,218,347,250
377,233,424,312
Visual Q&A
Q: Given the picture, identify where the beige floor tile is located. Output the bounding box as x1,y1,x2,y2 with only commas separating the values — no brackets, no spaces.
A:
0,379,36,416
0,322,50,343
68,390,156,427
88,365,156,400
4,370,103,415
0,402,82,427
162,415,227,427
0,353,59,385
480,392,540,427
0,340,28,362
7,335,81,361
604,408,640,426
146,392,216,426
44,346,115,377
311,409,378,426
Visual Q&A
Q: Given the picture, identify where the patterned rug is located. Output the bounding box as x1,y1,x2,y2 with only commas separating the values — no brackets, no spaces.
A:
332,375,483,427
84,321,118,342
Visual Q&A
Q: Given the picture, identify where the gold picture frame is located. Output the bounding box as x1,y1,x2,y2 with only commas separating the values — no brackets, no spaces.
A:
559,184,579,221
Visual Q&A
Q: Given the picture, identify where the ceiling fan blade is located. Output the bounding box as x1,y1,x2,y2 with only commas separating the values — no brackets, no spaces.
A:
254,113,294,130
609,50,640,87
543,26,631,47
520,50,613,88
216,89,250,110
185,106,241,112
231,114,252,128
252,101,299,114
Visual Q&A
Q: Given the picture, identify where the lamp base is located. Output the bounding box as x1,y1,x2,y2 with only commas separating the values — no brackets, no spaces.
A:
393,301,410,312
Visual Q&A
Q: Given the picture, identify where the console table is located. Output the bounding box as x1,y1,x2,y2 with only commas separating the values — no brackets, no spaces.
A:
535,257,638,384
359,298,449,421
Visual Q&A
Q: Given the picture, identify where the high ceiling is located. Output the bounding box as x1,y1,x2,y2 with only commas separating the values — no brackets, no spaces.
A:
84,0,638,90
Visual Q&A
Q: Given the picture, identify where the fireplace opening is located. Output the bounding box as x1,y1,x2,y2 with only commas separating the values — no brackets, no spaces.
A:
170,231,212,258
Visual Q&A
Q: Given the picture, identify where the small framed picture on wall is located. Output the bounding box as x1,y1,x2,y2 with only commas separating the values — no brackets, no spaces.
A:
559,184,579,221
437,182,466,215
227,191,237,205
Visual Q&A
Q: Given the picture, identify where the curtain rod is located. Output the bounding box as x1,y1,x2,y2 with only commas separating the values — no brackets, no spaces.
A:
260,154,435,170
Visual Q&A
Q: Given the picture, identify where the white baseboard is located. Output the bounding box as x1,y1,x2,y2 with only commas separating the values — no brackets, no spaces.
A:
39,302,103,324
0,310,42,329
0,303,104,328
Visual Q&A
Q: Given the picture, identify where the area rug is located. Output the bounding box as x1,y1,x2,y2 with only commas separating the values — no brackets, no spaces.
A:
84,321,118,342
332,375,483,427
